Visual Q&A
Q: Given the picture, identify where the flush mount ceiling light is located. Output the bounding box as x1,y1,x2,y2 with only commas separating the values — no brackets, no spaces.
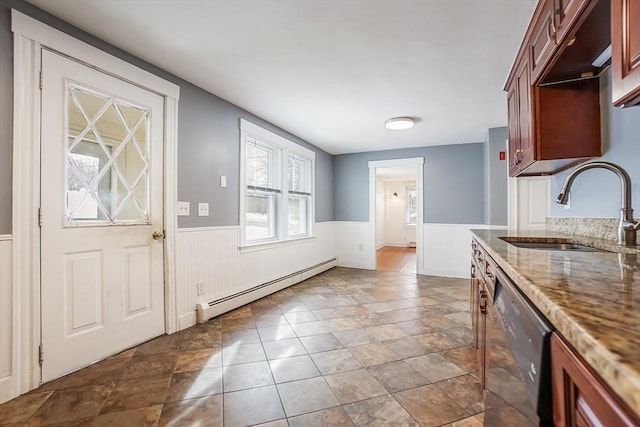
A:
385,117,415,130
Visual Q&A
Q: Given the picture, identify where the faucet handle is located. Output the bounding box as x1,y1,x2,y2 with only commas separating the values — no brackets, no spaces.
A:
623,221,640,232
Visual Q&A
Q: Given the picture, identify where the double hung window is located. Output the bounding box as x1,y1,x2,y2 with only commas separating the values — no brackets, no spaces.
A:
241,120,314,246
405,185,417,225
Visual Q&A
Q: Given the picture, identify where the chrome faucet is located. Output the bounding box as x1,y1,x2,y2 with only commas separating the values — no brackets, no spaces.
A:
556,162,640,246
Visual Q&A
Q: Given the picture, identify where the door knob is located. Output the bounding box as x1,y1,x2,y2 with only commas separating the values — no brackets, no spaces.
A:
152,231,165,240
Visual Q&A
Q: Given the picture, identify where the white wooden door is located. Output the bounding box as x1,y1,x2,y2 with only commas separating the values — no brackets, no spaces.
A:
40,50,165,381
508,176,550,230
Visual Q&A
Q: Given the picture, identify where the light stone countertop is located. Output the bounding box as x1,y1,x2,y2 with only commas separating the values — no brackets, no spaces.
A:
470,229,640,419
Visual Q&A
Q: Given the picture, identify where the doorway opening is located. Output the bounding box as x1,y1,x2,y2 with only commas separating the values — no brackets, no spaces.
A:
368,158,424,274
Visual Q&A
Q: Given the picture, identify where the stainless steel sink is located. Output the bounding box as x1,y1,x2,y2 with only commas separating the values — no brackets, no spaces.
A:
499,237,610,252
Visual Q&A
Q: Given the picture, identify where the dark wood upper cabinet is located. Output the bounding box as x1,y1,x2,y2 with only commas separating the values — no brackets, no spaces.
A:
612,0,640,106
508,58,536,176
505,0,607,177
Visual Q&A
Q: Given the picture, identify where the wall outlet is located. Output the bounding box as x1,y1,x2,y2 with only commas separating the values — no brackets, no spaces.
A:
220,175,227,188
196,280,205,296
198,202,209,216
358,244,363,251
178,201,190,216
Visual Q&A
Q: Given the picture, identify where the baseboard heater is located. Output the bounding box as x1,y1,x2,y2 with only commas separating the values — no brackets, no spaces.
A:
196,257,338,323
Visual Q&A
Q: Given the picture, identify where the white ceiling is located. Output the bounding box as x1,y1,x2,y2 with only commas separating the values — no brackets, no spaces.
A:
27,0,536,155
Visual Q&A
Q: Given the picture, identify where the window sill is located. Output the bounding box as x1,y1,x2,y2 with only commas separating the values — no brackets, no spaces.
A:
239,235,316,253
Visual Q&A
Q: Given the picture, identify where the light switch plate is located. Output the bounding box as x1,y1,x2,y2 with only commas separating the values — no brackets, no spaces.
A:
198,202,209,216
221,175,227,188
178,201,190,216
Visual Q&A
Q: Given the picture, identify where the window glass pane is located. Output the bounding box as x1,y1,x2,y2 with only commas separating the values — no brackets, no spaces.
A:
66,85,150,225
406,185,417,225
246,139,278,189
246,194,276,241
67,152,100,220
288,196,308,236
288,154,310,193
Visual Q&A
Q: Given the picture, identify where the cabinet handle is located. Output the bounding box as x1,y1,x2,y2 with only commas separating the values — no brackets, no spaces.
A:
514,149,523,165
480,295,488,314
552,9,562,37
471,264,476,278
485,263,493,280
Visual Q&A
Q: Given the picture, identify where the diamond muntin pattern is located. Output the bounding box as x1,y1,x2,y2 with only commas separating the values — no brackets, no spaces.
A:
66,84,151,224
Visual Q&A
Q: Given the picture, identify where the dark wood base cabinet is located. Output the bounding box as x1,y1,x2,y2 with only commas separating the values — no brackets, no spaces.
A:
470,240,487,388
551,333,639,426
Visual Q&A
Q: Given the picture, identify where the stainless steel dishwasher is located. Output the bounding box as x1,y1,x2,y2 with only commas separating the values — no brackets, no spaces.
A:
483,267,554,426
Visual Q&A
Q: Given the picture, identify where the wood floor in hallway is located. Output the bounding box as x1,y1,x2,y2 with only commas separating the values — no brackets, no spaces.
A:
377,246,416,273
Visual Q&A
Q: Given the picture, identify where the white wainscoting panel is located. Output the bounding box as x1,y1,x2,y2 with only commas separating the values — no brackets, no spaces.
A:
422,224,507,279
334,221,375,270
0,237,13,404
175,222,336,330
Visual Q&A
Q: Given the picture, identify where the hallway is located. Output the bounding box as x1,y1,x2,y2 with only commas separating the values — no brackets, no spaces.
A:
0,268,482,426
376,246,417,274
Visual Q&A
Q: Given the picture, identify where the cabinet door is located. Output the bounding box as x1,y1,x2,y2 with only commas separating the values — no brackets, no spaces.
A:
555,0,591,42
476,278,489,389
507,85,521,176
612,0,640,106
551,334,639,427
507,58,534,177
470,261,479,350
516,59,535,172
530,0,558,83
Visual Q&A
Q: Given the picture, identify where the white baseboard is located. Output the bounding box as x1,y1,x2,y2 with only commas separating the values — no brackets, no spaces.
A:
423,267,469,279
380,242,408,248
337,259,375,270
178,312,197,330
196,258,337,323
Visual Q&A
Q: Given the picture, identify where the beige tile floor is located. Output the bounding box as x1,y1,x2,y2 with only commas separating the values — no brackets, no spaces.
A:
0,267,484,427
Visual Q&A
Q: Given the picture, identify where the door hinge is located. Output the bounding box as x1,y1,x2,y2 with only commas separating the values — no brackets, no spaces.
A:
38,345,44,366
39,70,43,90
38,207,43,227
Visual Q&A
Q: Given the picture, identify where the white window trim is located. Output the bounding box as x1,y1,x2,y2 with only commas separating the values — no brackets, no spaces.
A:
239,119,315,249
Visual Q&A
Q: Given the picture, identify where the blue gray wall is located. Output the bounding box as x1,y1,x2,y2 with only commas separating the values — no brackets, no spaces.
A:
484,127,508,225
550,70,640,218
0,5,13,234
334,144,485,224
176,84,334,227
0,0,334,234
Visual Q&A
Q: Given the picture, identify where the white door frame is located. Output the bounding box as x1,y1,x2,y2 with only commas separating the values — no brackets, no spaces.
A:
11,10,180,396
368,158,425,274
